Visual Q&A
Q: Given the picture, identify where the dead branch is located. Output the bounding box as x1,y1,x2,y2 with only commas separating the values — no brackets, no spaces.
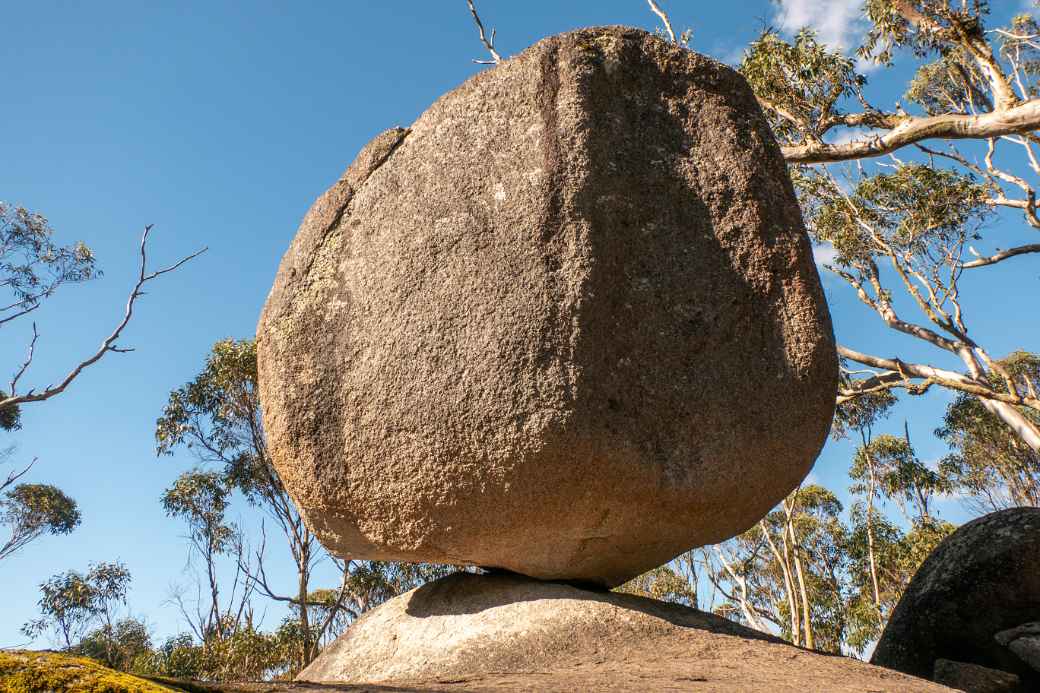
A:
9,323,39,396
0,226,206,412
646,0,677,44
1,457,37,494
466,0,501,64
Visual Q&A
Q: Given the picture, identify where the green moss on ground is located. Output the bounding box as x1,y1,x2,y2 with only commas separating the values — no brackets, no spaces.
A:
0,649,182,693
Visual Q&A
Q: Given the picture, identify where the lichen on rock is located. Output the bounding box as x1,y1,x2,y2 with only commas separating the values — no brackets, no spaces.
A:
0,650,177,693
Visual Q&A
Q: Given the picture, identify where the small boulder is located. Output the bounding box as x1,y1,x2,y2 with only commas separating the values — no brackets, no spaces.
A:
872,507,1040,687
932,659,1020,693
258,26,836,587
995,623,1040,673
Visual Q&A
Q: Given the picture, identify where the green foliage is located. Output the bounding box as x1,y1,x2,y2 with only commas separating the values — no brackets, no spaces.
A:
155,338,261,479
142,622,305,682
905,48,988,115
0,202,98,316
0,483,81,561
74,618,155,674
0,391,20,432
703,473,956,658
154,338,267,509
861,0,990,66
617,562,697,606
155,337,452,670
938,352,1040,509
850,434,950,521
797,163,989,267
740,29,866,145
342,561,456,615
22,562,132,649
161,469,233,556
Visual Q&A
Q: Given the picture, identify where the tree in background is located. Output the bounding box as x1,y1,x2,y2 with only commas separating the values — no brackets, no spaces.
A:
0,482,80,561
75,618,154,673
155,338,454,672
736,4,1040,452
1,202,203,571
22,561,131,650
938,351,1040,510
156,338,332,668
161,469,252,643
619,557,698,607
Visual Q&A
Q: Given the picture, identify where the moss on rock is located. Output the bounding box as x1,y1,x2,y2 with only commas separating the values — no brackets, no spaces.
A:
0,650,180,693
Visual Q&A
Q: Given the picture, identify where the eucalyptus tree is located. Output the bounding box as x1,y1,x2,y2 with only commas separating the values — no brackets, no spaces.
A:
161,468,252,643
157,338,334,664
737,3,1040,452
22,561,131,649
701,485,854,654
937,350,1040,509
0,482,80,561
156,338,453,667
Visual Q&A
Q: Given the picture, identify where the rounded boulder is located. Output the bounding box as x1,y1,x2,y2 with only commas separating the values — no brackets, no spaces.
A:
872,507,1040,686
257,26,837,587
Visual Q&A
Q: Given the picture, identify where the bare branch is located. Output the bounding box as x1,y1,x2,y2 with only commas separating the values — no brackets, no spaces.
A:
10,323,39,395
0,302,40,328
646,0,677,44
0,226,206,412
838,346,1040,411
783,99,1040,163
466,0,501,64
1,457,37,495
961,242,1040,268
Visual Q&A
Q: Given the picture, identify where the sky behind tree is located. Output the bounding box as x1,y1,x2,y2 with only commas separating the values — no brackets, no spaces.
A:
2,0,1037,647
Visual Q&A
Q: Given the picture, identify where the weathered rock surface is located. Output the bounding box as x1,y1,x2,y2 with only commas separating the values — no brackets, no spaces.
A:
296,572,947,691
932,659,1021,693
872,507,1040,687
257,25,836,587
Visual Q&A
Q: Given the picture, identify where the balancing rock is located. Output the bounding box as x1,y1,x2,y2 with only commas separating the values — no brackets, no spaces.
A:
257,26,837,587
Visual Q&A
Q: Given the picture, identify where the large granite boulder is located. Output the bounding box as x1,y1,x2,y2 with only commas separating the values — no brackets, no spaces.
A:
872,507,1040,687
297,572,948,691
257,26,837,587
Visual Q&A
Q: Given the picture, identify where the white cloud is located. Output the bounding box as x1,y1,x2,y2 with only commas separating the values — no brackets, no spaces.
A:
813,244,839,268
826,126,883,145
773,0,866,51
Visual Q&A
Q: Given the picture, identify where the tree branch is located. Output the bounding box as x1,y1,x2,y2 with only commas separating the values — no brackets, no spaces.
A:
783,99,1040,163
961,242,1040,268
0,226,206,412
646,0,677,44
466,0,501,64
838,345,1040,410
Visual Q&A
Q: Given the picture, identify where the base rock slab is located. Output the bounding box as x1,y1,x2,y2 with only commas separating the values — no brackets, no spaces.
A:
298,573,949,692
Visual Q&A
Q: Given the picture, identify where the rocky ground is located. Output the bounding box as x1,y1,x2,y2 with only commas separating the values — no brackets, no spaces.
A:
1,644,952,693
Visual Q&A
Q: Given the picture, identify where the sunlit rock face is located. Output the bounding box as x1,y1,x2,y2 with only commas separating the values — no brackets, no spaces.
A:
256,26,837,588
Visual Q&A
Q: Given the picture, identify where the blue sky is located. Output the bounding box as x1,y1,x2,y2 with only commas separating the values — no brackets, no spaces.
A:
2,1,1038,647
